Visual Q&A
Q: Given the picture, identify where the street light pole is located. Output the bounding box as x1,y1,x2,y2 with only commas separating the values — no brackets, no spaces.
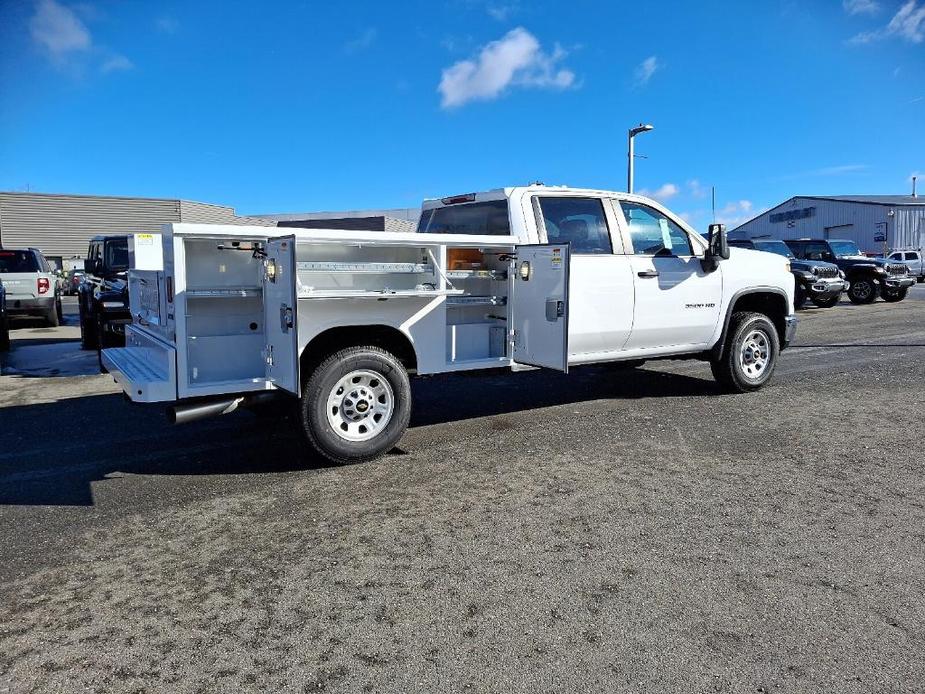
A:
627,123,654,193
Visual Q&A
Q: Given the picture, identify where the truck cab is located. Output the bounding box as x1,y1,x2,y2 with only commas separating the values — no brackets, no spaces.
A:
103,185,796,465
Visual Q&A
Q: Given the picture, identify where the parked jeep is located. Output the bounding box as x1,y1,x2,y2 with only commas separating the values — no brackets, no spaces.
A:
0,280,9,351
78,235,130,351
0,248,63,326
785,239,914,304
730,238,847,309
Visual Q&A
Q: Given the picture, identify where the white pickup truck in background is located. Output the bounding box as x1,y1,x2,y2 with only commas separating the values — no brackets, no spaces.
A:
103,185,796,463
887,249,924,282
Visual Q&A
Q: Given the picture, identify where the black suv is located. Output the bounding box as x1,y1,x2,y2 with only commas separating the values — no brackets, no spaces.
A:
785,239,914,304
730,238,847,309
0,280,9,351
78,235,130,351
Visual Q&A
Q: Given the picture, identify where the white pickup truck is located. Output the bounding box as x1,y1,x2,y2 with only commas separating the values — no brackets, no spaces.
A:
103,185,796,463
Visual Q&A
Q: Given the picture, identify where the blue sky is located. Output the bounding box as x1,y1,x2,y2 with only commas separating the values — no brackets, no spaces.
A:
1,0,923,228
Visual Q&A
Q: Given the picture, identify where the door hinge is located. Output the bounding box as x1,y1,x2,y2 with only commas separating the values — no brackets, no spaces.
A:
265,344,274,367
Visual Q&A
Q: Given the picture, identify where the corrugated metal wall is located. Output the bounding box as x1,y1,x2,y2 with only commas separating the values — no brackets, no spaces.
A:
733,197,925,252
0,193,275,260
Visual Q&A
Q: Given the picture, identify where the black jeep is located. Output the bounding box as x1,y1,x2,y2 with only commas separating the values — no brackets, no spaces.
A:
0,280,9,351
78,235,130,352
730,238,847,309
785,239,914,304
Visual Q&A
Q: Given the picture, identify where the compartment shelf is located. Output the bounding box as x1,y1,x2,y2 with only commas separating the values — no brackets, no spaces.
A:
186,287,262,298
445,269,508,280
297,288,464,299
296,261,434,274
446,295,507,307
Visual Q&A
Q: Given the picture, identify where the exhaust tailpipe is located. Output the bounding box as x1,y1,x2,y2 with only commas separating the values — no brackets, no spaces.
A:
167,397,244,425
166,392,282,425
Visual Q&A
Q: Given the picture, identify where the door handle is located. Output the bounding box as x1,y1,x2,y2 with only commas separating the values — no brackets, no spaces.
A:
637,270,659,278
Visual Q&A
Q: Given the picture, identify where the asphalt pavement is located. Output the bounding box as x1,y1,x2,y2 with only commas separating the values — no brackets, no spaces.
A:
1,290,924,693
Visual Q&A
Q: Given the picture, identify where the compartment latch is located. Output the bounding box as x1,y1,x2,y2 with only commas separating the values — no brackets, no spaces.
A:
279,304,293,332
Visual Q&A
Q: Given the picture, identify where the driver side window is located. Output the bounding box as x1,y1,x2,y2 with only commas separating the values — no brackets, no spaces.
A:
619,202,693,256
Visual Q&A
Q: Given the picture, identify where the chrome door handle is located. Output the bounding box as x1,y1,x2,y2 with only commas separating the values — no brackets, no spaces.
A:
637,270,659,278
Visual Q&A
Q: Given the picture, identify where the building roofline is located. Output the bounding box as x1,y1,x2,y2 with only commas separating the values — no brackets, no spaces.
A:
0,189,239,210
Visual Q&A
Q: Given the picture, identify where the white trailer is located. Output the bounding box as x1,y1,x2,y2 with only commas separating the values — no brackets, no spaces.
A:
104,185,797,463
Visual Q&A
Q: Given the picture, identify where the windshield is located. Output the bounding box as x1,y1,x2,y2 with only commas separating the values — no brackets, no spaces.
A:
105,239,129,270
829,240,862,258
0,250,39,273
753,240,795,258
418,200,511,235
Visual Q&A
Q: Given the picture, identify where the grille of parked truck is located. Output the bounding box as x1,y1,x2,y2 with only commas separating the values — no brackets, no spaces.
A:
0,248,62,327
102,186,798,464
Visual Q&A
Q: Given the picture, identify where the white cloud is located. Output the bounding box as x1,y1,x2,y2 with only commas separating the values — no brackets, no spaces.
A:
634,56,659,86
774,163,868,181
850,0,925,43
101,54,133,73
487,3,517,21
687,179,708,199
637,183,679,203
909,95,924,103
715,200,758,229
156,17,179,34
344,27,377,54
438,27,576,109
30,0,91,59
843,0,880,15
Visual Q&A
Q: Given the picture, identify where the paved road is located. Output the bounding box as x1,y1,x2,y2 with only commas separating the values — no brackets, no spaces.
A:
1,289,924,693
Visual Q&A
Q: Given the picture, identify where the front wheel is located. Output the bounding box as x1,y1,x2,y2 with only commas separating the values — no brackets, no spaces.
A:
847,277,877,304
710,312,781,393
300,346,412,465
881,287,908,303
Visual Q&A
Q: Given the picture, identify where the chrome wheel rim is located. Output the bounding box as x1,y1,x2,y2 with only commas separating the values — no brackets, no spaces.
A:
739,329,771,380
326,369,394,442
852,281,872,300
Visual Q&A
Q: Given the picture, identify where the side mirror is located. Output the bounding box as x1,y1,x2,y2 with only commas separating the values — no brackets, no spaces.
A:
702,223,729,272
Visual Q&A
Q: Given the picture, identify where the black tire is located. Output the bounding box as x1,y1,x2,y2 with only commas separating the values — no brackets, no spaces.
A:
793,284,807,310
45,299,60,328
710,312,780,393
80,308,99,350
811,294,840,308
0,318,9,352
847,277,877,304
300,346,411,465
881,287,908,303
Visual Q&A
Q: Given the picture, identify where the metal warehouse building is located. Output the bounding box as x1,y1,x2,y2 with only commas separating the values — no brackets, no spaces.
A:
0,191,275,269
731,194,925,254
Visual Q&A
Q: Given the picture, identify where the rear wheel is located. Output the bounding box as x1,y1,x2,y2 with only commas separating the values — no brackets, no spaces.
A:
847,277,877,304
300,346,411,465
44,298,60,327
710,312,780,393
811,294,840,308
881,287,908,302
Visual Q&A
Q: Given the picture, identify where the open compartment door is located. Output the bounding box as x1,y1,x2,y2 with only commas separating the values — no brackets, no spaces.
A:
511,243,570,372
264,236,300,394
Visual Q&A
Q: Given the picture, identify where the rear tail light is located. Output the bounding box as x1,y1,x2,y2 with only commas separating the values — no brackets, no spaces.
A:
37,277,50,294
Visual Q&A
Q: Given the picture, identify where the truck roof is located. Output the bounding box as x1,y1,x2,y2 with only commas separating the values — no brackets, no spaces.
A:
420,185,670,210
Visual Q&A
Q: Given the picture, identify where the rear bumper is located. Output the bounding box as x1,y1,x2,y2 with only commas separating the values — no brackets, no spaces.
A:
101,326,177,402
783,314,798,348
6,296,54,316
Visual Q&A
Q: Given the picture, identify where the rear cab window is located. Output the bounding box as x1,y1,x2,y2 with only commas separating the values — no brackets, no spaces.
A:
0,251,40,273
418,200,511,235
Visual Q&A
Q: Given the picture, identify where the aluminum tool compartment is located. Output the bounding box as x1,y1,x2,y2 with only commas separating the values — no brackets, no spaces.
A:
104,223,571,411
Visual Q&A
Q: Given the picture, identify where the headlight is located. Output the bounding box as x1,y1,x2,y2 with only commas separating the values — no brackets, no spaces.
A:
784,261,791,273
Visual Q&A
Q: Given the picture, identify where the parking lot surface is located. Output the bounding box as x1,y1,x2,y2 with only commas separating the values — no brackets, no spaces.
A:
1,290,924,693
